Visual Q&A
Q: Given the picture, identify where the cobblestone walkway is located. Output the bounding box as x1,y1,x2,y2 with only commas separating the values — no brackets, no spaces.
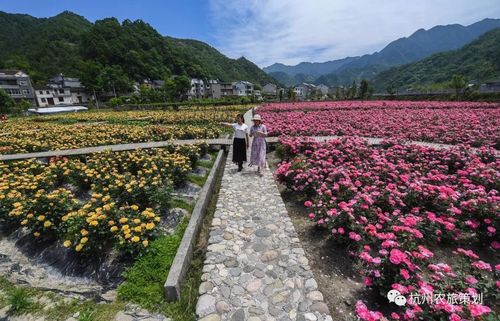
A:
195,146,332,321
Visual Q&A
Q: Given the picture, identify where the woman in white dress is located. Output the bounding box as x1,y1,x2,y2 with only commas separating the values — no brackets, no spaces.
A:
221,114,249,171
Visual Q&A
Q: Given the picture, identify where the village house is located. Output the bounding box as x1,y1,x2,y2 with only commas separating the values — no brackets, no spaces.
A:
0,69,36,104
294,83,316,100
35,74,90,107
233,81,254,96
262,83,277,96
316,84,329,96
188,78,205,99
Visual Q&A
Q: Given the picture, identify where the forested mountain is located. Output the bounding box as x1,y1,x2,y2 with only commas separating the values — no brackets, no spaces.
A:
264,57,359,85
0,11,275,87
263,18,500,86
372,28,500,90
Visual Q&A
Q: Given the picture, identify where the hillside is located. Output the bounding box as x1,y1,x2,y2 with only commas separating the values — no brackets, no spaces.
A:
0,11,275,86
264,57,359,84
372,28,500,90
263,18,500,86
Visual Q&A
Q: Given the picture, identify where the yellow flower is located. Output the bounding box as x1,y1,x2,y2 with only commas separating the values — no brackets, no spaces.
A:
121,224,130,231
34,232,40,237
119,217,128,224
110,226,118,232
81,229,89,236
27,213,34,219
20,219,28,225
146,223,155,230
75,244,84,252
124,233,131,239
108,220,115,226
133,218,141,224
142,240,149,247
130,205,139,211
89,220,99,227
131,236,140,243
44,221,52,228
134,226,142,233
80,237,88,244
63,240,72,248
37,215,46,221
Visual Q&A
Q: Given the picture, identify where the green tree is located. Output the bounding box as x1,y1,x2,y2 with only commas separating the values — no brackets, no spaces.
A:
0,89,16,114
359,79,369,99
80,61,103,108
349,81,357,99
278,89,283,102
287,87,296,101
173,75,191,101
386,84,397,98
99,65,132,97
449,74,467,98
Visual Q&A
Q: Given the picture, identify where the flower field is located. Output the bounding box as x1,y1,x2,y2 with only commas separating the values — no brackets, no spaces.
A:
1,143,205,254
0,106,249,154
275,137,499,321
259,101,500,149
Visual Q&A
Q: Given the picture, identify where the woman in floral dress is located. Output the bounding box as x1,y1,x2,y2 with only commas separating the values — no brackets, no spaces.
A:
249,114,267,175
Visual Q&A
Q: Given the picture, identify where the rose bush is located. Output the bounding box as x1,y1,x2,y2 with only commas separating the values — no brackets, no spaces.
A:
275,137,499,320
0,143,205,254
260,101,500,149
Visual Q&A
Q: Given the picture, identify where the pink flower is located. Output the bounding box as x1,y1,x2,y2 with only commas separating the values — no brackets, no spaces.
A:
400,269,410,280
491,241,500,250
471,261,492,272
468,304,491,318
364,277,373,286
355,301,383,321
338,227,345,234
304,200,313,207
449,313,461,321
349,232,362,242
417,245,434,259
308,213,316,219
389,249,407,265
465,275,478,285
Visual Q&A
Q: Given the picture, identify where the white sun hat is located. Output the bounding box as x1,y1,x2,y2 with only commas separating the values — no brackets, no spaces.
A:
252,114,262,121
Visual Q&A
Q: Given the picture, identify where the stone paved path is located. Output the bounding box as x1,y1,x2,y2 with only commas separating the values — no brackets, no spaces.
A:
195,146,332,321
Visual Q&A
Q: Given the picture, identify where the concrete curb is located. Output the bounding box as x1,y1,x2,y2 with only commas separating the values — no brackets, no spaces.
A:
164,148,226,301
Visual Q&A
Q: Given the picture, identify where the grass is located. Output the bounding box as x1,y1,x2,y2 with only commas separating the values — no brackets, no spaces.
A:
188,173,207,187
171,198,194,213
0,277,41,316
45,299,125,321
188,150,220,187
7,288,34,315
117,219,188,310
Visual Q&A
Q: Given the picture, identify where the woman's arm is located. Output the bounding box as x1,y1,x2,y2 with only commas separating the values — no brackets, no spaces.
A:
219,122,233,127
258,125,268,137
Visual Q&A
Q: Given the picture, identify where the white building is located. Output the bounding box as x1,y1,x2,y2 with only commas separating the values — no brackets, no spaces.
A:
35,75,90,107
188,78,205,99
36,87,74,107
294,83,316,100
233,81,254,96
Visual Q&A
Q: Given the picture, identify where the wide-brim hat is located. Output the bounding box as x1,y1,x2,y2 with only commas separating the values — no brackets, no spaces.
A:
252,114,262,121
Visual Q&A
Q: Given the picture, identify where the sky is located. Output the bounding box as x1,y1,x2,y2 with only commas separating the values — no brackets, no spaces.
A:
1,0,499,67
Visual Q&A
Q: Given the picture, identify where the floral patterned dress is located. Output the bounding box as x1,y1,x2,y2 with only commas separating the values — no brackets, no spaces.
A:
249,124,267,167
